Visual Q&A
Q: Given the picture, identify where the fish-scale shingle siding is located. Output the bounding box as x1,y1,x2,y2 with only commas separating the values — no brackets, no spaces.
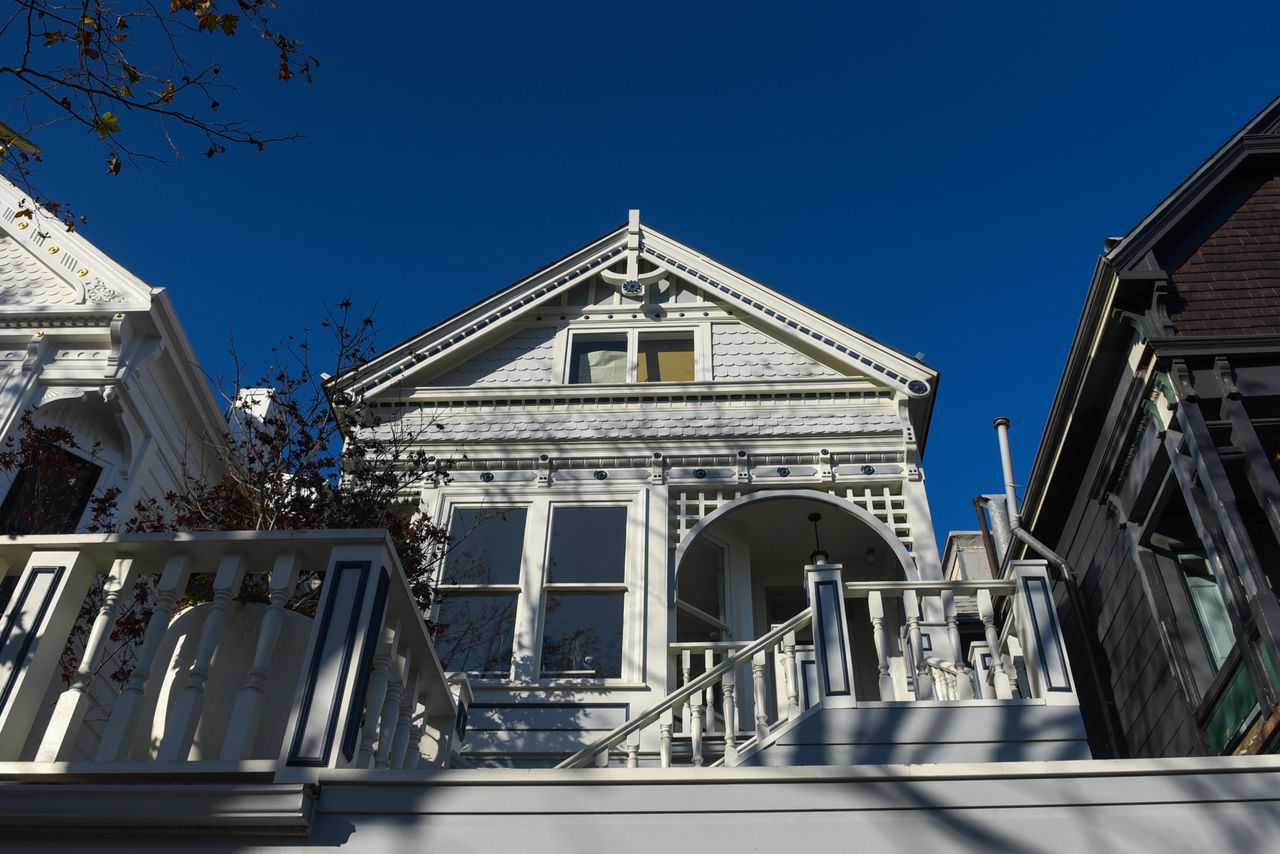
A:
430,326,557,386
0,234,80,306
383,405,898,444
712,324,840,380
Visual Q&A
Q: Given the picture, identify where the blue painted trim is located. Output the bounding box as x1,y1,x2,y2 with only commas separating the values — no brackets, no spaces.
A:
342,566,390,762
1023,575,1073,693
812,578,851,697
288,561,372,767
0,565,64,715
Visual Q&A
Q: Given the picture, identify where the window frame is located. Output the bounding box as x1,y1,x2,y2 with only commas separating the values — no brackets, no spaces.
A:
562,325,705,385
431,488,645,685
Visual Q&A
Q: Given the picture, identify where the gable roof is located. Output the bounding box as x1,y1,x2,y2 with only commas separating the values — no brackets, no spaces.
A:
333,214,938,403
0,177,153,312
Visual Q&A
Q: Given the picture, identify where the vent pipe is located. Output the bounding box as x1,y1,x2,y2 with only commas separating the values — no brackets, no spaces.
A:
993,417,1021,530
989,417,1121,758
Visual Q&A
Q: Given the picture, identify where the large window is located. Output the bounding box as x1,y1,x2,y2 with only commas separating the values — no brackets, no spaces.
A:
433,508,526,676
541,506,626,678
566,330,697,384
433,498,635,681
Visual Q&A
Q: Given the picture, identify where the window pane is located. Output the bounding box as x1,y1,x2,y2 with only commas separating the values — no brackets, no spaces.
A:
0,447,102,535
541,592,623,678
443,508,526,585
546,506,627,583
637,334,694,382
434,593,518,675
1180,555,1234,670
569,336,627,384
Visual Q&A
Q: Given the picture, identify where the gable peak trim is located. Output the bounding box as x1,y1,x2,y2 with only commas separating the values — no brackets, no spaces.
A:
640,245,929,397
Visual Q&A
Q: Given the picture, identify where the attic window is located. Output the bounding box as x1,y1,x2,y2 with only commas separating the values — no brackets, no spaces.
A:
567,330,699,384
569,335,627,384
637,333,694,382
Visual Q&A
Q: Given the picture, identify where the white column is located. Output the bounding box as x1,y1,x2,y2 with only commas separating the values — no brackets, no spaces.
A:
867,590,895,701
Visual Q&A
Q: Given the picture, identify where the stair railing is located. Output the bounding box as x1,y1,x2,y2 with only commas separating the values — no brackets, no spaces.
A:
556,606,813,769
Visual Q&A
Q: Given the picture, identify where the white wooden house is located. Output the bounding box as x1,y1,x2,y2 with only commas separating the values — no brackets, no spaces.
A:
2,197,1278,850
331,211,1090,768
0,179,226,537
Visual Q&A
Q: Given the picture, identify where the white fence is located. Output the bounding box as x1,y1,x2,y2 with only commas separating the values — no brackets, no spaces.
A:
0,531,460,779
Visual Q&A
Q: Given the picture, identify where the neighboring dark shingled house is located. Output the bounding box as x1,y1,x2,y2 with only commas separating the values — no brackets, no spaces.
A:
1169,176,1280,335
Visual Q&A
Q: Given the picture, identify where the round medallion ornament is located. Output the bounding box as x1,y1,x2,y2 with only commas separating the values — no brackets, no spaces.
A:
907,380,929,396
693,468,707,479
481,472,495,483
861,465,876,475
594,470,608,480
777,467,791,478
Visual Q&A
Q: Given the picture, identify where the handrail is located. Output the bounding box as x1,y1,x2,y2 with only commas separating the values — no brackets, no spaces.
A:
668,641,752,652
557,606,813,768
925,656,964,677
843,579,1017,597
674,599,732,636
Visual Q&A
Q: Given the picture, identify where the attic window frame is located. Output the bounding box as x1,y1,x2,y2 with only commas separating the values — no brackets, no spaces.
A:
563,326,704,385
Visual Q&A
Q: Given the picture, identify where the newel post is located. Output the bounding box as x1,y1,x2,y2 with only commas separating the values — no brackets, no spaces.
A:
804,560,855,709
278,542,392,779
1011,560,1077,704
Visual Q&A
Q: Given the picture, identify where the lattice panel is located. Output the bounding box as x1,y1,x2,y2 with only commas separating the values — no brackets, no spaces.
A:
669,485,912,553
832,484,913,553
670,489,742,548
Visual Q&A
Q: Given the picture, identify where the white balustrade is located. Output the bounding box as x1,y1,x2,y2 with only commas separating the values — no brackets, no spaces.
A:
0,531,458,780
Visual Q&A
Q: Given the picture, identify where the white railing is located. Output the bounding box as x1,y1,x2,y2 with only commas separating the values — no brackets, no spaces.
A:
842,579,1024,702
0,531,459,778
557,607,813,769
562,563,1076,770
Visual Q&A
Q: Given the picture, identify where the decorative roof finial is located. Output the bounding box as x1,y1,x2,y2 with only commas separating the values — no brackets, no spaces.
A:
601,209,663,301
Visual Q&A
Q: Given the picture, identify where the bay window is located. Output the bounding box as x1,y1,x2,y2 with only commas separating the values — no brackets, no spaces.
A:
433,496,637,682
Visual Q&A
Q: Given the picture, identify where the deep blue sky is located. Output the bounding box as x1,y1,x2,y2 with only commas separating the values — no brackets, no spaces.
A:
16,3,1280,547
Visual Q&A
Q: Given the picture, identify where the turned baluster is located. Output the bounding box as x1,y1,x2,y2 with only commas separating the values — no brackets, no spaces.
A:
356,622,400,767
221,552,299,760
158,554,245,761
97,556,190,762
783,630,800,718
38,557,141,761
721,667,738,764
943,592,975,700
375,646,412,769
904,589,934,701
391,672,421,769
689,679,705,767
625,735,640,768
977,590,1013,699
680,650,693,734
751,651,769,743
703,649,716,735
867,590,895,701
659,714,673,769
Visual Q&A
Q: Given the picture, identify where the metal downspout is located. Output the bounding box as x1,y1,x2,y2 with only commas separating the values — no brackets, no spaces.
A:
991,418,1123,759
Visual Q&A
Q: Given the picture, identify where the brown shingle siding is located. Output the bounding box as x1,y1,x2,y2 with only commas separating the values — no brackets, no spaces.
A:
1169,176,1280,335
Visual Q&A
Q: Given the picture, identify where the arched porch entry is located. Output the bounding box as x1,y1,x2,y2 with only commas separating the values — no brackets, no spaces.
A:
671,490,918,701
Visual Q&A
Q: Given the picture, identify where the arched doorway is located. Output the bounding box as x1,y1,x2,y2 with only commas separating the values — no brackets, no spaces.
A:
672,490,918,701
